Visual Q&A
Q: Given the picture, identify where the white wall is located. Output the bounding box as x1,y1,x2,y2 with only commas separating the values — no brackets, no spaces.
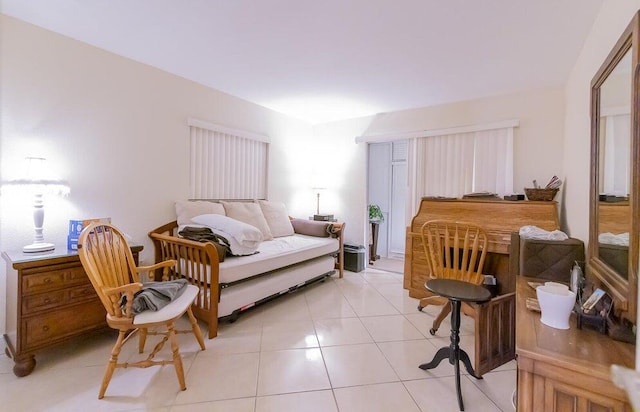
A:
564,1,640,242
0,15,314,333
314,88,568,247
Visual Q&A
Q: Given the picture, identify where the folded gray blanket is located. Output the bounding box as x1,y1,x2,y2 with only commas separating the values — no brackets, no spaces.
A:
121,279,189,315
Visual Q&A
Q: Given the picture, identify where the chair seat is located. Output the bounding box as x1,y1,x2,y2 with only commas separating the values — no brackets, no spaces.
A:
132,284,199,325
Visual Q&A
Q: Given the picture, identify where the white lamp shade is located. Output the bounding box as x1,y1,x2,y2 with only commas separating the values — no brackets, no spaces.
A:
2,157,70,253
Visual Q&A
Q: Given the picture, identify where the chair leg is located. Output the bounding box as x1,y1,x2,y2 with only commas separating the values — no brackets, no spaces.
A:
99,330,126,399
418,295,438,311
430,301,452,335
187,307,206,350
418,294,448,312
138,327,148,354
167,322,187,391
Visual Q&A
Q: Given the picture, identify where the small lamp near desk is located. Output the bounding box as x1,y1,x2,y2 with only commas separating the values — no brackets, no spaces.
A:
3,157,70,253
312,185,333,222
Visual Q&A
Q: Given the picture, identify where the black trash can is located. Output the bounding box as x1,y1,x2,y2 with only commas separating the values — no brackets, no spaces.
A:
344,244,365,272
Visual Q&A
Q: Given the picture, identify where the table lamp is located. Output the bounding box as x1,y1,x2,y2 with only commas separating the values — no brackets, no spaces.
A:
6,157,70,253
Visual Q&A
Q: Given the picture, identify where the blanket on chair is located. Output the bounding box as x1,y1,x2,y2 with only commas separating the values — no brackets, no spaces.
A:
122,279,189,315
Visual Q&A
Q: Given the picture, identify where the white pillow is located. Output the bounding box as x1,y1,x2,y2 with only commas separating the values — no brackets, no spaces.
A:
519,225,569,241
208,228,259,256
220,201,274,240
191,214,263,246
258,200,294,238
175,200,225,226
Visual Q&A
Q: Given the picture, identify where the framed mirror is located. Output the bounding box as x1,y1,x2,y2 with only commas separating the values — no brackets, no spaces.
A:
589,10,639,325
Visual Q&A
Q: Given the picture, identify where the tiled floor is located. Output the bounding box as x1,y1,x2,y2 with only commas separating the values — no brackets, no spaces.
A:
0,267,517,411
368,257,405,274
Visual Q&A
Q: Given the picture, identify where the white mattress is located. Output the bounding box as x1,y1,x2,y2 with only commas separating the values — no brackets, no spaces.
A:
218,234,338,284
218,255,334,317
178,234,338,286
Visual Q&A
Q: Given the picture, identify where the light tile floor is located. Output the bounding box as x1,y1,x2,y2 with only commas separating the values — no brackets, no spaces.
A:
0,267,517,412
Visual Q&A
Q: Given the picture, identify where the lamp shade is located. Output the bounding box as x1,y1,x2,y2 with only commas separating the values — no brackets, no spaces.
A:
2,157,70,253
6,157,70,196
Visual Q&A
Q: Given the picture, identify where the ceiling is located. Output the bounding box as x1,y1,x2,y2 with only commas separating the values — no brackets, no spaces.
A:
2,0,604,124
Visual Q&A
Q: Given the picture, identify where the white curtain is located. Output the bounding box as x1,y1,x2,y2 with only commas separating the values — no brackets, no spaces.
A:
601,114,630,195
189,123,269,199
407,127,514,218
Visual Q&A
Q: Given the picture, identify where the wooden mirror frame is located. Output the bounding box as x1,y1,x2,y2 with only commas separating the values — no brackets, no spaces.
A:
589,11,639,325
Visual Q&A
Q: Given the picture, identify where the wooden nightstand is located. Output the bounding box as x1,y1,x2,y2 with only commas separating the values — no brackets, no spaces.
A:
2,245,142,377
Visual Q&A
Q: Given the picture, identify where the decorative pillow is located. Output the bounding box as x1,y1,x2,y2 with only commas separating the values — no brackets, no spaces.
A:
290,218,331,237
191,214,262,256
258,200,294,238
175,200,225,226
220,201,273,240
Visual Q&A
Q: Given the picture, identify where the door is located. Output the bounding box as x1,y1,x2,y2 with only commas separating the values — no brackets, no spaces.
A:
367,141,407,260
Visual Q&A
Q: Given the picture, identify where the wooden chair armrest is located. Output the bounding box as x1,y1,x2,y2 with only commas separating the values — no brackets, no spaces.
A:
136,260,176,274
136,259,177,281
103,283,143,318
104,283,143,296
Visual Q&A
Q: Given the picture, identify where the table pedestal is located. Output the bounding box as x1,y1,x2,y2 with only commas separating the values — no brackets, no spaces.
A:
419,299,481,411
418,279,491,411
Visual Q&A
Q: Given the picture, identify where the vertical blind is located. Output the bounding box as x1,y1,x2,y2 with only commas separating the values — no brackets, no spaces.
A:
407,126,515,218
188,120,269,199
600,113,630,195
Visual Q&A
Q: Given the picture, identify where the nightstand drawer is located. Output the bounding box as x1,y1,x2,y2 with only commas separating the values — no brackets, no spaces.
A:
22,290,66,314
21,284,98,315
22,266,88,294
22,300,106,350
69,284,97,300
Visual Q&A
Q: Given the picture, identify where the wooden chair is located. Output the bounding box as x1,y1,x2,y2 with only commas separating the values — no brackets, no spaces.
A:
78,222,205,399
417,220,488,335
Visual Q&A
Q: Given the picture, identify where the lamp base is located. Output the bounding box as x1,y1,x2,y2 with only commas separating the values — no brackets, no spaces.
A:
23,242,55,253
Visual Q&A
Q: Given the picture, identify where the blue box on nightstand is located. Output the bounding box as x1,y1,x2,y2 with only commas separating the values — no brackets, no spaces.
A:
67,235,79,251
69,218,111,237
68,217,110,250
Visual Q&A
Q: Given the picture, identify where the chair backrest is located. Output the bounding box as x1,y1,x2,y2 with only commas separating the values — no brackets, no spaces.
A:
421,220,488,285
78,223,140,317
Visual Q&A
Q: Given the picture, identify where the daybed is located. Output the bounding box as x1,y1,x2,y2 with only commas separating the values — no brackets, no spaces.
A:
149,200,344,339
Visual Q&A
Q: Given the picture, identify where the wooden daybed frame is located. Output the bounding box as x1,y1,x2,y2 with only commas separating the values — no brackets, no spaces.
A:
149,220,344,339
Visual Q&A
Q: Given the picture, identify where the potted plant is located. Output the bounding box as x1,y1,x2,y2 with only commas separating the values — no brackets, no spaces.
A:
368,204,385,223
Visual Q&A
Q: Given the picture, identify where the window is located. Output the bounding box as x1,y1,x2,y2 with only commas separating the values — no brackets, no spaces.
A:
407,124,515,217
188,119,269,199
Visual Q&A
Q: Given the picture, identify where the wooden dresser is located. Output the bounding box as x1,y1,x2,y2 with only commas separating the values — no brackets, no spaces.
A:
404,198,560,375
516,276,635,411
2,246,142,377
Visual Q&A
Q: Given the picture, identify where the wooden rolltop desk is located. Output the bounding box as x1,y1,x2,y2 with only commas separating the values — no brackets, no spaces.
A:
404,198,560,375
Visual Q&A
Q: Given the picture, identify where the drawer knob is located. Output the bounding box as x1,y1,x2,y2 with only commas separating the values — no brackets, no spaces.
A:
43,278,52,284
42,325,49,332
43,298,51,304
